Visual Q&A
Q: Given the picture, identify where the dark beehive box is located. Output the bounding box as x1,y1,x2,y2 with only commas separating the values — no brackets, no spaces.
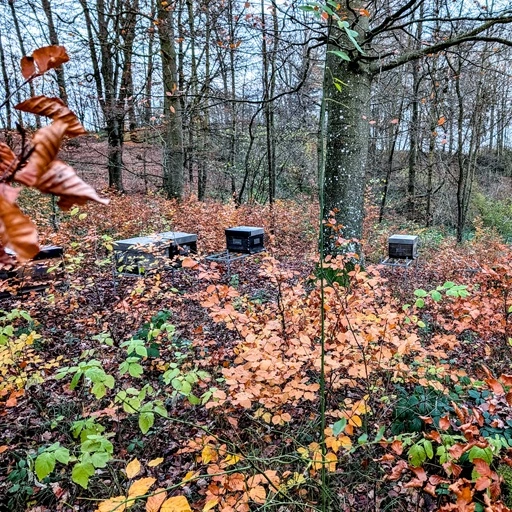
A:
0,245,64,293
225,226,264,254
161,231,197,258
388,235,419,259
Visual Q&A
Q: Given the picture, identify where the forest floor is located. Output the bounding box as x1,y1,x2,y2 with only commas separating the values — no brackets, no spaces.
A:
1,187,512,512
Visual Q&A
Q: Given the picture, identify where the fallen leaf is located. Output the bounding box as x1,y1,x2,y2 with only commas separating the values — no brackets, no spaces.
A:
148,457,164,467
128,477,156,499
146,488,167,512
126,458,142,479
96,496,126,512
161,495,192,512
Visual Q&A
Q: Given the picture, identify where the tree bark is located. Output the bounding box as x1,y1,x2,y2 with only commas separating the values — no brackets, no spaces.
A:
323,5,370,251
157,2,184,199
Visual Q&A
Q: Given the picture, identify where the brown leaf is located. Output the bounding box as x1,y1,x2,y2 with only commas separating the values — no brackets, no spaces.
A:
21,45,69,78
181,257,198,268
15,96,86,138
486,378,504,395
475,476,491,491
439,415,451,430
0,143,19,176
20,56,36,79
146,488,167,512
500,374,512,386
410,466,427,482
387,459,408,481
473,458,491,478
429,475,449,485
34,160,109,210
424,482,437,497
390,439,403,455
15,121,68,187
0,197,39,260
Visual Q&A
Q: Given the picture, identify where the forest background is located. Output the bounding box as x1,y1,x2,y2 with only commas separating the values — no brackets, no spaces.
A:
2,1,512,511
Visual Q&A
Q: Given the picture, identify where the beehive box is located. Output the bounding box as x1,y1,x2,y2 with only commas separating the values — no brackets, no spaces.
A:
114,232,197,273
225,226,264,254
388,235,419,259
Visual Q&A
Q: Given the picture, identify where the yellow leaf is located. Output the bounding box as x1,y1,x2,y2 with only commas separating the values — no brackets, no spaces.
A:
224,454,241,466
181,471,198,484
202,498,219,512
201,445,217,464
148,458,164,467
96,496,126,512
126,458,142,479
161,495,192,512
325,452,337,472
146,488,167,512
128,477,156,499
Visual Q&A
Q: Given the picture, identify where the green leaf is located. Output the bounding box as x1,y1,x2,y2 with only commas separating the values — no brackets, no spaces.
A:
90,452,110,468
468,446,493,464
129,363,144,378
70,371,82,390
431,290,442,302
374,425,386,443
443,281,455,289
91,382,106,399
343,26,365,54
139,412,154,434
72,462,95,489
154,404,168,417
332,418,347,437
54,447,70,465
103,375,115,389
417,320,426,328
327,50,350,61
436,445,448,464
188,394,200,405
358,433,368,445
414,289,428,298
135,345,148,357
180,380,192,395
408,444,426,467
35,452,56,480
415,298,425,308
423,440,434,459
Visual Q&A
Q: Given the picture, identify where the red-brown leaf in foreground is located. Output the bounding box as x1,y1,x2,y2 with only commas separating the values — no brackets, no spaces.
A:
0,143,19,177
0,197,38,260
15,121,68,187
0,184,20,205
15,96,87,138
36,160,109,210
20,45,69,79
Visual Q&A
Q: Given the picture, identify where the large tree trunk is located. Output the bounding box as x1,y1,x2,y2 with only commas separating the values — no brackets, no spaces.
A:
157,2,184,199
323,8,370,251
